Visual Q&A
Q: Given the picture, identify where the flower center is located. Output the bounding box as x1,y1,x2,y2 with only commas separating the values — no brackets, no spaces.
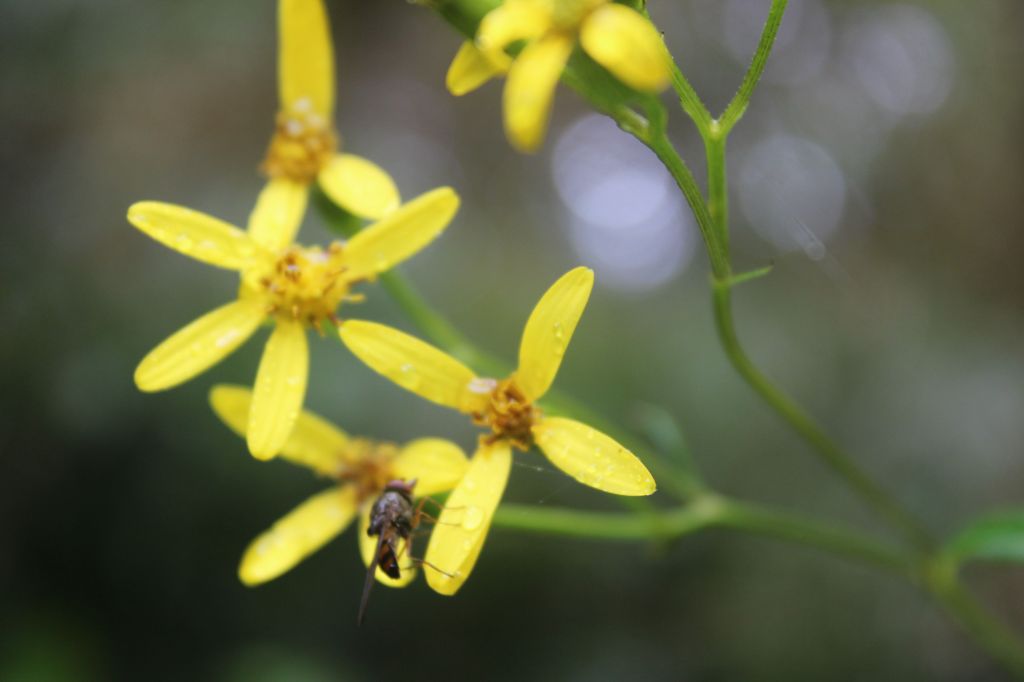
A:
242,242,354,327
471,378,540,450
335,439,400,502
549,0,605,31
260,98,337,183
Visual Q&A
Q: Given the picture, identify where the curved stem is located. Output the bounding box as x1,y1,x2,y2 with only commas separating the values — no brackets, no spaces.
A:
643,131,728,278
934,587,1024,677
494,494,912,577
711,283,934,550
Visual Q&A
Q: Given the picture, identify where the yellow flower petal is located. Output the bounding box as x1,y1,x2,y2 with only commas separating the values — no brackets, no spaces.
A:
342,187,459,282
247,320,310,461
446,40,510,96
209,384,349,476
477,0,550,53
278,0,334,117
339,321,488,413
579,4,671,93
317,153,400,220
357,506,416,588
127,201,263,271
425,442,512,596
239,485,356,586
532,417,656,496
247,178,310,252
134,299,265,392
515,266,593,401
392,439,468,497
503,32,574,153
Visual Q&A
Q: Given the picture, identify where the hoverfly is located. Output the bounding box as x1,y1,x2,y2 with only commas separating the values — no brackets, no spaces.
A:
358,479,421,625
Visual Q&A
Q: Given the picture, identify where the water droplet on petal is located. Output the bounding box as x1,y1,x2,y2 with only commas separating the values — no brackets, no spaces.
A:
462,506,484,531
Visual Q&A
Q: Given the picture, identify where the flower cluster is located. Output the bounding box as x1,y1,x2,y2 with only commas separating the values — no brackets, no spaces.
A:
130,0,657,600
447,0,671,151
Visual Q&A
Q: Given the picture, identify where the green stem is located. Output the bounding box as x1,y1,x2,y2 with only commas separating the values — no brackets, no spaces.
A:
668,60,712,136
704,123,729,249
493,494,912,576
643,131,729,278
710,282,933,551
718,0,788,134
925,558,1024,677
639,5,711,137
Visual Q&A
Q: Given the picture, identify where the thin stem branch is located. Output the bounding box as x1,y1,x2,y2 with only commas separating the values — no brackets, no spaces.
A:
710,283,934,550
643,131,728,277
639,5,711,136
704,124,729,248
718,0,788,133
931,580,1024,677
493,494,912,577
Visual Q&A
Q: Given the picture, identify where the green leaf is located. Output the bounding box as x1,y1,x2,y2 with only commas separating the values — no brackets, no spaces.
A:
947,511,1024,564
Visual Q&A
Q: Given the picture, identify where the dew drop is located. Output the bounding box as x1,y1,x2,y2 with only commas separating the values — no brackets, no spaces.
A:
400,363,414,373
462,506,484,531
461,539,473,551
214,329,240,349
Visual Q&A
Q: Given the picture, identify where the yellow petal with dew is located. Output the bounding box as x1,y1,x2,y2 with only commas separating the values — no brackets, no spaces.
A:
238,485,356,586
339,321,488,413
317,153,400,220
357,506,416,588
393,439,469,497
515,266,593,401
579,4,670,93
446,40,510,96
477,0,550,53
209,384,349,476
278,0,334,117
247,178,309,252
425,441,512,596
134,299,265,392
127,201,263,271
503,32,574,153
532,416,656,496
247,320,310,461
342,187,459,282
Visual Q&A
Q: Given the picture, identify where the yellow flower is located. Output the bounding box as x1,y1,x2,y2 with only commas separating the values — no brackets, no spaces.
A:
255,0,401,251
128,187,459,460
210,385,468,587
339,267,656,594
446,0,671,152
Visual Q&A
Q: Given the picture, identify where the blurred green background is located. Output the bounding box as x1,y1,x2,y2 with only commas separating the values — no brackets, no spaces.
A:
3,0,1024,679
